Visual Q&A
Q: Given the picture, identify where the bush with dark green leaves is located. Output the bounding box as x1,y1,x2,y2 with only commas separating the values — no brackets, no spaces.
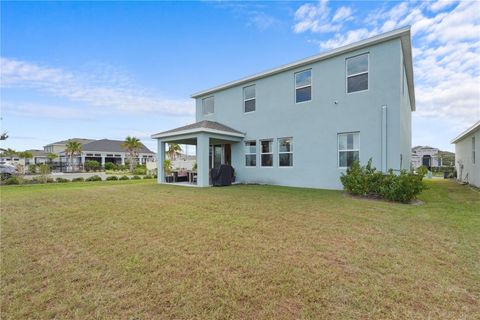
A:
143,175,154,179
56,177,70,183
28,164,37,174
85,175,102,182
72,177,85,182
106,176,118,181
85,160,101,172
3,176,20,185
340,159,426,203
104,162,117,170
119,175,130,180
131,175,141,180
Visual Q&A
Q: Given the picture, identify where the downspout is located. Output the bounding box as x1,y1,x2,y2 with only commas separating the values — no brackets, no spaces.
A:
382,105,387,172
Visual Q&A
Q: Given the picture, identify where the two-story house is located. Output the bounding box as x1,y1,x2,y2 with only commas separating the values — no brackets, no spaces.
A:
152,26,415,189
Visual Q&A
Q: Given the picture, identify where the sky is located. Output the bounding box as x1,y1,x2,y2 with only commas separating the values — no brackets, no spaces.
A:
1,0,479,153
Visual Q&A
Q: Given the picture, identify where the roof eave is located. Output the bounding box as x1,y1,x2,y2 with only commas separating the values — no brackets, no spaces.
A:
151,127,245,139
451,121,480,144
191,26,413,99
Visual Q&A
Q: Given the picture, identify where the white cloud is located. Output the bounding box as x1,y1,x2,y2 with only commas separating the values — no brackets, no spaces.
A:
0,58,195,117
332,6,352,23
293,0,480,131
1,102,94,120
293,0,346,33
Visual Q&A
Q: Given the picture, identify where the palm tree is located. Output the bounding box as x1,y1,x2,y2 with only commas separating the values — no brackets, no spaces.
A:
47,153,57,164
167,143,182,161
65,140,82,172
121,136,141,172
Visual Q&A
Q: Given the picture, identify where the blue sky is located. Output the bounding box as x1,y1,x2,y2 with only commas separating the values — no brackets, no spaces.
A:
1,0,479,152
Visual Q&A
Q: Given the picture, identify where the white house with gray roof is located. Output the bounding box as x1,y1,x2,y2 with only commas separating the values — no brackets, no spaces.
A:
452,121,480,187
152,27,415,189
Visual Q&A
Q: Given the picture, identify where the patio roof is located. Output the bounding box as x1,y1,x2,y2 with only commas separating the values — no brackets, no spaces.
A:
151,120,245,139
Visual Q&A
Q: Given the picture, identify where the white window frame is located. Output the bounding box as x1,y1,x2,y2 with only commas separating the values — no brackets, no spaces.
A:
338,132,360,169
202,96,214,115
278,137,293,167
260,139,273,167
243,84,256,113
295,69,312,104
346,53,369,94
244,140,257,167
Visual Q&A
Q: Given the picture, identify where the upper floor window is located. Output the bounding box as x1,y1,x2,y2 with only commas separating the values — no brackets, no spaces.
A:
346,53,368,93
244,85,256,113
202,96,214,115
338,132,359,168
278,137,293,167
245,141,256,167
295,69,312,103
261,139,273,167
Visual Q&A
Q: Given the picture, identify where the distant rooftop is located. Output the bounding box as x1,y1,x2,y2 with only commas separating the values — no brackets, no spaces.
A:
82,139,154,154
45,138,95,147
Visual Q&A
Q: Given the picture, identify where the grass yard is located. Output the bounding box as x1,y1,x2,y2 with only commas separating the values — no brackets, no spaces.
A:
1,180,479,319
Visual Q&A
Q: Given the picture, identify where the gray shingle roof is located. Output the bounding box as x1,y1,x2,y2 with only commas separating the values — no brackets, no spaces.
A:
45,138,95,146
82,139,154,154
26,149,48,157
152,120,243,137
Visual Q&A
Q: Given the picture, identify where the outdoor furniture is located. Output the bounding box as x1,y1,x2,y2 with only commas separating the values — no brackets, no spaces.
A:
173,171,188,182
187,171,197,184
210,164,234,186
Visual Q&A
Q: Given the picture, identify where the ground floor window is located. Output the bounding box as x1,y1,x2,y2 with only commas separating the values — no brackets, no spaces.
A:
261,140,273,167
245,141,256,166
338,132,359,168
278,137,293,167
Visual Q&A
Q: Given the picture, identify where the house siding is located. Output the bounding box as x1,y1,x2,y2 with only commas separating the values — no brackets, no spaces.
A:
193,38,408,189
455,129,480,187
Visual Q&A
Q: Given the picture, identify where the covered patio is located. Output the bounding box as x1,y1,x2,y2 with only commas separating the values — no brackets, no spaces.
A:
151,121,245,187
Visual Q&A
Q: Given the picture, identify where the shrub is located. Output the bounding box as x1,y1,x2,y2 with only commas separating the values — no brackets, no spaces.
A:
106,176,118,181
133,166,146,175
119,175,130,180
116,164,128,171
28,164,37,174
46,178,55,183
143,175,154,179
85,160,101,172
56,177,70,183
340,159,426,203
104,162,117,170
85,175,102,182
131,175,141,180
4,176,20,185
72,177,85,182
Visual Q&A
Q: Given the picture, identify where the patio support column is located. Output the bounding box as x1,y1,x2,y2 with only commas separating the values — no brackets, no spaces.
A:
196,133,210,187
101,154,106,167
158,140,166,183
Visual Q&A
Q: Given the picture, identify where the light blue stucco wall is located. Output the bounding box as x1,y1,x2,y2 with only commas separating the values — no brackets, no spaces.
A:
195,38,412,189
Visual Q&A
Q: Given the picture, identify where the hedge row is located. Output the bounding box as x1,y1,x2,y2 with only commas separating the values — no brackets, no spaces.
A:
340,160,426,203
2,175,156,185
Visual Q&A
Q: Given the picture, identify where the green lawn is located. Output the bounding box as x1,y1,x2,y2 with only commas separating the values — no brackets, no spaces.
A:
1,180,479,319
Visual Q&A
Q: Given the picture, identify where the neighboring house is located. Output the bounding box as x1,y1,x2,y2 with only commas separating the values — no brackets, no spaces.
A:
411,146,454,169
152,27,415,189
451,121,480,187
44,138,95,154
58,139,155,167
24,149,49,165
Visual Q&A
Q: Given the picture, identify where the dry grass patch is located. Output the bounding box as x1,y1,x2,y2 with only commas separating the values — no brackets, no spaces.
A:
1,179,479,319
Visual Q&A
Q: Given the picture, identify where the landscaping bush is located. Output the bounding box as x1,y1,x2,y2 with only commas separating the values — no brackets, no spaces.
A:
143,175,154,179
72,177,85,182
56,177,70,183
119,175,130,180
85,160,101,172
85,175,102,182
104,162,117,170
28,164,37,174
4,176,20,185
131,175,141,180
340,159,426,203
133,165,146,175
106,176,118,181
46,178,55,183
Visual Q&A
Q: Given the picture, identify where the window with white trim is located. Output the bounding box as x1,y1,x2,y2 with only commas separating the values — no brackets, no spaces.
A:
244,85,256,113
278,137,293,167
346,53,368,93
261,140,273,167
295,69,311,103
202,96,214,115
338,132,359,168
473,136,476,164
245,141,256,166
